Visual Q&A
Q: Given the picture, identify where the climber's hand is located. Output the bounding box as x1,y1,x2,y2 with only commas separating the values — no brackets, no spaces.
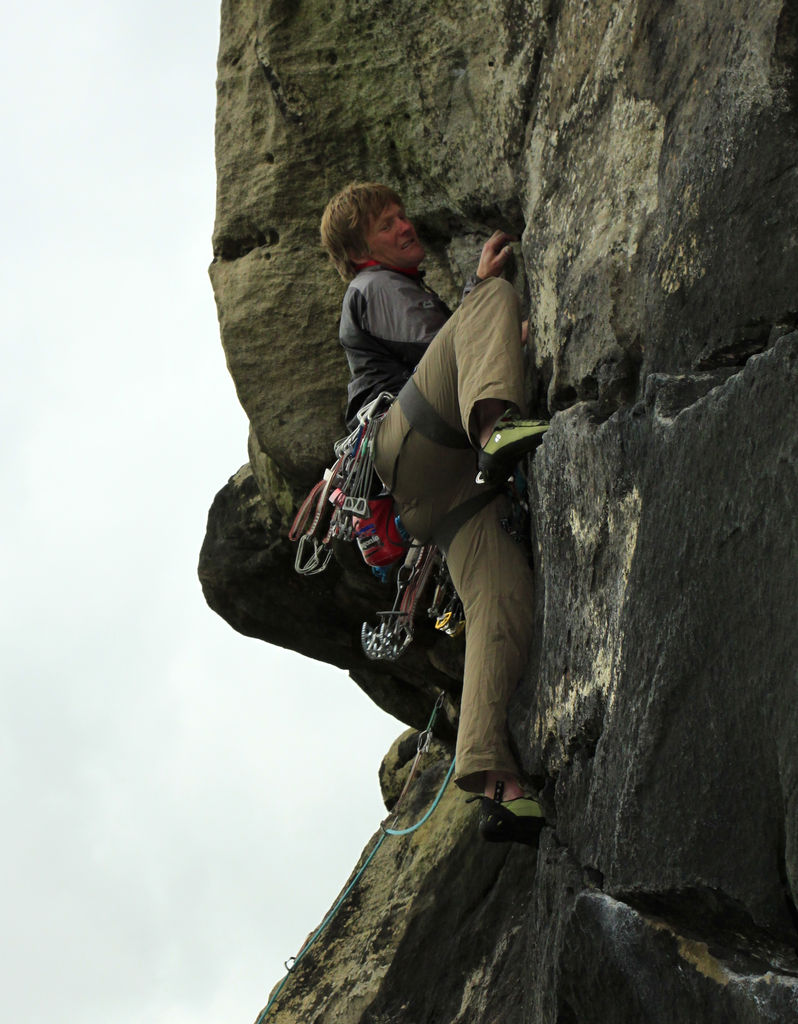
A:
476,230,517,279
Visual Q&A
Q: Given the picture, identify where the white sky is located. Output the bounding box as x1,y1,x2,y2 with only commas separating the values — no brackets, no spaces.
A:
1,3,402,1021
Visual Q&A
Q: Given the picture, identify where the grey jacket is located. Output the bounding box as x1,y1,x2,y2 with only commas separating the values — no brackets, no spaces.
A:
339,266,453,428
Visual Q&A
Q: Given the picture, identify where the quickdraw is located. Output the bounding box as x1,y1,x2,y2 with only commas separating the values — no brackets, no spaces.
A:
361,543,437,660
289,391,468,661
427,560,466,638
288,455,345,575
288,394,392,574
360,544,465,660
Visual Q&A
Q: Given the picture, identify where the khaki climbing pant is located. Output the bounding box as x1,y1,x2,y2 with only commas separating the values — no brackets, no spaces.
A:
373,277,535,794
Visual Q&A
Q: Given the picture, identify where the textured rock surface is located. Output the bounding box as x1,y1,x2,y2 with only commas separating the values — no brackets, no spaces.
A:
520,340,798,934
261,734,541,1024
199,0,798,1020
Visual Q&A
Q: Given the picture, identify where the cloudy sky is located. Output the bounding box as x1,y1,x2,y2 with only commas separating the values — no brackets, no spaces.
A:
2,3,402,1021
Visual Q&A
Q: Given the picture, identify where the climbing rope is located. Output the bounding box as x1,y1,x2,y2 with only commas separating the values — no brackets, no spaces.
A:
254,693,454,1023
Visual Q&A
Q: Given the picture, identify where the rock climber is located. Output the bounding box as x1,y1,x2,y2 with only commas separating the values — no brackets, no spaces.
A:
320,182,548,845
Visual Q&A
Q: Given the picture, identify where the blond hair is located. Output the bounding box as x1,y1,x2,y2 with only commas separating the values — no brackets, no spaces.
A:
320,182,403,281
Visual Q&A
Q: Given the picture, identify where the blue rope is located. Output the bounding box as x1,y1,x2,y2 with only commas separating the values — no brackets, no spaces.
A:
382,758,456,836
254,707,454,1024
254,832,390,1023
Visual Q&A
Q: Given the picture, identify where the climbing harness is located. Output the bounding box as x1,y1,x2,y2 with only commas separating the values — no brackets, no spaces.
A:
254,693,454,1023
289,391,530,662
289,392,467,658
396,376,471,450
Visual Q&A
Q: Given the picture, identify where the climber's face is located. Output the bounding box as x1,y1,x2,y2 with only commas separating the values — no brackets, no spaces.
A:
358,203,426,270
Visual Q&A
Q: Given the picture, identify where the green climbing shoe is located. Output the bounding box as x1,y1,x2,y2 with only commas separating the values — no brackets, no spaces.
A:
476,412,549,484
478,793,545,846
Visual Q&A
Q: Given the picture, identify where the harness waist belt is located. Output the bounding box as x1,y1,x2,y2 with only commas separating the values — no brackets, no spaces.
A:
396,377,471,449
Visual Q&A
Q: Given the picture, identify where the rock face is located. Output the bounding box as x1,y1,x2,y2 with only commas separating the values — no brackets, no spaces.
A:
199,1,798,1020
